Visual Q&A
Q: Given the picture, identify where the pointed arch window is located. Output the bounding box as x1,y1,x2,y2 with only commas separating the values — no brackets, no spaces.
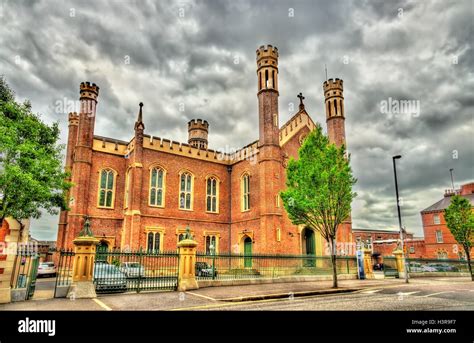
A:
149,167,165,207
334,99,338,115
206,177,219,213
146,230,163,253
179,172,193,210
241,173,250,211
98,168,116,208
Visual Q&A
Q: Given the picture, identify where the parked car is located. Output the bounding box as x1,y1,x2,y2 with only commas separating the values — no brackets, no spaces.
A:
427,263,459,272
37,262,57,277
195,262,218,277
119,262,145,278
407,262,434,272
93,263,127,292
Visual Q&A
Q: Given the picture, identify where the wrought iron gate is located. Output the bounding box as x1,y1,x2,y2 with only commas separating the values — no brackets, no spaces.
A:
10,250,39,300
93,249,179,294
54,249,75,298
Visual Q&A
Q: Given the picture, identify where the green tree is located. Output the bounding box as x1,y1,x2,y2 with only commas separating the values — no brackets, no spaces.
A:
281,125,357,288
0,76,71,231
444,195,474,281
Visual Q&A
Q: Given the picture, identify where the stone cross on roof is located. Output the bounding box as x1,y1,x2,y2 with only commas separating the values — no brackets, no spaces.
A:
297,92,305,109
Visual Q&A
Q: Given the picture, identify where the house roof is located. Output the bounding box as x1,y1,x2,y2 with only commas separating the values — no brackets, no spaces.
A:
421,193,474,213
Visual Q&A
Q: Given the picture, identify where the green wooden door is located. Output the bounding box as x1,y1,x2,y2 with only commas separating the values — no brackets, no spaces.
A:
244,238,252,268
304,229,316,267
96,242,109,262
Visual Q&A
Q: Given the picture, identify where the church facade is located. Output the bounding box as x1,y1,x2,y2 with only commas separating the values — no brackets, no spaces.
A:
56,45,352,256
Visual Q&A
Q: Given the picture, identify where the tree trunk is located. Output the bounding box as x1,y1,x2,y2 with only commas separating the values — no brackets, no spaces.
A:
330,239,338,288
465,246,473,281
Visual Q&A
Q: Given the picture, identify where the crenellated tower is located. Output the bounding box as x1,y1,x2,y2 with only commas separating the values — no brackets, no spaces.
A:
323,78,352,247
188,119,209,149
257,45,280,146
66,82,99,245
323,78,346,147
256,44,283,252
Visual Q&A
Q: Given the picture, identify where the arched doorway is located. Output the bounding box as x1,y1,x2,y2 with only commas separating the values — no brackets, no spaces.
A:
243,236,252,268
302,228,316,267
96,240,109,262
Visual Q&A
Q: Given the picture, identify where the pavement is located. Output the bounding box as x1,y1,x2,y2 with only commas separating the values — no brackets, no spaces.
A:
0,276,472,311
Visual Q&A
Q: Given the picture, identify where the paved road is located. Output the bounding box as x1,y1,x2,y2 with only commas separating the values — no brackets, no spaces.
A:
1,277,472,311
173,278,474,311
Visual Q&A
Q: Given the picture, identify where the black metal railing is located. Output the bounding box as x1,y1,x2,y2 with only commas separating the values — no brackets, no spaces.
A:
406,258,470,274
195,252,358,281
54,249,75,297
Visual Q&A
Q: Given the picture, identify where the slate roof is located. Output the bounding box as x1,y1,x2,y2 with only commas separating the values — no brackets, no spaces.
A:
421,193,474,213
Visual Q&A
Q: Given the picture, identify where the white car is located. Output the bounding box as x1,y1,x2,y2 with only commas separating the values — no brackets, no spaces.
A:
37,262,57,277
119,262,145,278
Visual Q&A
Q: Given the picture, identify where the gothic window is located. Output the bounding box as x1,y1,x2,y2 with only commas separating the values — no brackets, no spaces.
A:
328,100,332,117
147,231,162,253
98,168,116,208
205,235,218,254
334,99,338,116
149,167,165,207
241,173,250,211
435,230,443,243
265,69,269,88
437,250,448,259
206,177,218,213
272,70,275,88
179,171,193,210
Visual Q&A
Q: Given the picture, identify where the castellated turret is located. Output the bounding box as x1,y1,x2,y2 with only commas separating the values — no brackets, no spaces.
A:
256,45,279,92
79,81,99,102
188,119,209,149
323,78,346,147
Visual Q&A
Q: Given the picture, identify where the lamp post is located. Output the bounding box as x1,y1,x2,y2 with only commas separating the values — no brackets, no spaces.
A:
210,243,216,280
392,155,409,284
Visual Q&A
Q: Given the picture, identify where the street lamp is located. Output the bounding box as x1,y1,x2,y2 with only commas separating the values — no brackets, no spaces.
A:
209,243,216,280
392,155,409,284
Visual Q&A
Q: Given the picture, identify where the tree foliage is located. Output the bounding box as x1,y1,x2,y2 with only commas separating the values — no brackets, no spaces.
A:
0,76,71,224
281,124,357,287
444,195,474,280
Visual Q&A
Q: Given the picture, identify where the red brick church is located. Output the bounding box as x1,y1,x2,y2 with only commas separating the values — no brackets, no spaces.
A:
56,45,352,256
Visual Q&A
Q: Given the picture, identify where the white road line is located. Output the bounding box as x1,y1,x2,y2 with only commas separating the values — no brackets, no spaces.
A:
362,289,382,294
397,291,420,296
420,291,455,298
93,298,113,311
186,291,217,301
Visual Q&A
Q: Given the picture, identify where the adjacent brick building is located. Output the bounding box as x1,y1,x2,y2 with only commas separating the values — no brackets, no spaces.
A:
421,182,474,259
56,45,352,256
352,228,426,258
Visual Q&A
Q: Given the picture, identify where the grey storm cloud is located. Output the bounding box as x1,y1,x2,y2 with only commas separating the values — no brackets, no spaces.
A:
0,0,472,240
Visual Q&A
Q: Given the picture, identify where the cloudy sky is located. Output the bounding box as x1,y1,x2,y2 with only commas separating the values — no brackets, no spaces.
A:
1,0,472,240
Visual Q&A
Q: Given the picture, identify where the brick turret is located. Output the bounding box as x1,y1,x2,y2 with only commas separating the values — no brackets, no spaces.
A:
67,82,99,245
188,119,209,149
256,44,283,252
324,78,346,147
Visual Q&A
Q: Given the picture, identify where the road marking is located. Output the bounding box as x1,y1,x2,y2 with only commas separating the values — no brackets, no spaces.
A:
420,291,455,298
396,291,420,296
186,291,217,301
93,298,112,311
361,289,382,294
